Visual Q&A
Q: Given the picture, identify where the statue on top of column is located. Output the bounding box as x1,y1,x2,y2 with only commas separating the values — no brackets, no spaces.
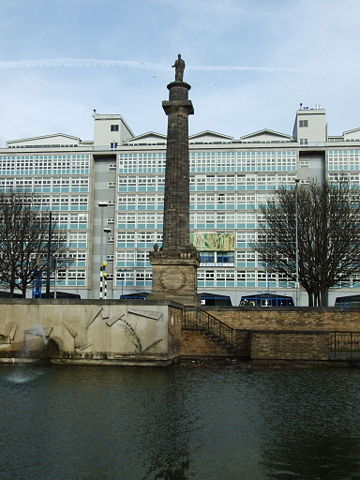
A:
172,54,185,82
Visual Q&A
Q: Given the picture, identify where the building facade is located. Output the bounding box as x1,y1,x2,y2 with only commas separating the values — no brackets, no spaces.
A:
0,106,359,304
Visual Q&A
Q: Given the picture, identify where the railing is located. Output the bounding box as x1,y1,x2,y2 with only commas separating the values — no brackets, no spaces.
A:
329,332,360,359
183,307,236,351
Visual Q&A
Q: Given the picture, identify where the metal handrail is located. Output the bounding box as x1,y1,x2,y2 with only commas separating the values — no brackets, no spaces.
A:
183,307,236,348
330,332,360,359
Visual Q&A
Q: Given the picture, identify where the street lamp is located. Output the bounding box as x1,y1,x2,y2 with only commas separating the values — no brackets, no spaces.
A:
119,269,128,298
295,179,300,305
46,211,53,297
53,250,74,299
103,227,112,299
98,202,108,299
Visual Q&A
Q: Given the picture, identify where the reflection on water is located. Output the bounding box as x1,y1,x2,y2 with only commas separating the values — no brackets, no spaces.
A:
6,365,49,385
0,366,360,480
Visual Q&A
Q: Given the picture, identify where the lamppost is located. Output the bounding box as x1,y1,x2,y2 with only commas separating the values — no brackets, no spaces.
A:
46,211,53,297
119,268,129,298
103,227,111,299
295,179,300,305
98,202,108,299
53,250,74,299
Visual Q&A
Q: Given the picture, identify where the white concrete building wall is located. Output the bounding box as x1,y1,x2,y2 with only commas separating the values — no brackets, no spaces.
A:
293,107,327,143
93,114,134,149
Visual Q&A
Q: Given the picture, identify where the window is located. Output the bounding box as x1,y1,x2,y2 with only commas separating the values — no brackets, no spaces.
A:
299,120,308,127
217,251,234,263
300,138,308,145
199,251,234,265
110,125,119,131
110,142,118,149
200,252,215,263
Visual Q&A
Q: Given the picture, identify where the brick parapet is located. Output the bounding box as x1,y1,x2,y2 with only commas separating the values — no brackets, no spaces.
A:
203,308,360,332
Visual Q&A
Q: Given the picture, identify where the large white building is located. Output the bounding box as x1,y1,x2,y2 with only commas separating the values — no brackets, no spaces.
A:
1,106,359,304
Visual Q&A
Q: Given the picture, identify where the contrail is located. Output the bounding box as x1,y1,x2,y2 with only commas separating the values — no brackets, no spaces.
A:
0,58,310,72
0,58,168,70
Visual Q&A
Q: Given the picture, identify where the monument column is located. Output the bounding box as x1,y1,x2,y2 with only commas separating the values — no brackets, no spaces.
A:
149,55,199,305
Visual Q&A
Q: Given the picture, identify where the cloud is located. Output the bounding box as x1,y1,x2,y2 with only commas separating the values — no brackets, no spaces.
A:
0,57,314,73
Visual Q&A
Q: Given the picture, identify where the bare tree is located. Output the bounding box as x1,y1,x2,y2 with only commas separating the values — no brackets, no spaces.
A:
254,181,360,306
0,193,65,297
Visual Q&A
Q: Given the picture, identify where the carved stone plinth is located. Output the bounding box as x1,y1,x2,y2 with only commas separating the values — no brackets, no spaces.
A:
149,249,199,306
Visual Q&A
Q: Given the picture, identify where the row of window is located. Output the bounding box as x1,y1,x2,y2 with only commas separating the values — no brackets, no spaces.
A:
67,233,87,248
117,212,269,229
27,195,88,210
0,177,89,193
328,150,360,171
114,268,293,288
190,151,297,173
52,213,88,230
117,193,274,210
0,155,90,168
115,251,268,268
119,153,166,173
118,173,297,192
0,154,90,161
328,173,360,186
119,151,298,173
115,230,272,246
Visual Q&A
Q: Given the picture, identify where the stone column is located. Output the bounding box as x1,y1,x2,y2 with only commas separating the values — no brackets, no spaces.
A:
149,55,199,306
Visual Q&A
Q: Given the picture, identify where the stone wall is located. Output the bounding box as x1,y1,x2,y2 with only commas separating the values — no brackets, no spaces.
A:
1,302,359,365
0,299,183,366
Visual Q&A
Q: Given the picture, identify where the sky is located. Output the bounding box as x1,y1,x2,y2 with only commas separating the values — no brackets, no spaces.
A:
0,0,360,145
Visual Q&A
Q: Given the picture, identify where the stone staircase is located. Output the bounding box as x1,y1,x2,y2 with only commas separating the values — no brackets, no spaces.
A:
183,307,249,357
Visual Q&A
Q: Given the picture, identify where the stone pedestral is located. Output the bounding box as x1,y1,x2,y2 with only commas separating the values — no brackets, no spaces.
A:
149,248,199,306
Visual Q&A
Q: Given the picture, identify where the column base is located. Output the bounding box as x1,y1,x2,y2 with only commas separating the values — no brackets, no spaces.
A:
148,252,199,306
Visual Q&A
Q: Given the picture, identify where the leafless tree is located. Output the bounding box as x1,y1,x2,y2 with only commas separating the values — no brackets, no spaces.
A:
254,180,360,306
0,193,65,297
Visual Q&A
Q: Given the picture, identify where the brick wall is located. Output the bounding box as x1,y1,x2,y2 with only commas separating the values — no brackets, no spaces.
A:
251,331,329,361
181,308,360,362
180,330,230,357
204,308,360,332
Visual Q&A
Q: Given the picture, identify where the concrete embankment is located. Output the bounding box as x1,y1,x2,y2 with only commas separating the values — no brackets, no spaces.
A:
0,300,359,366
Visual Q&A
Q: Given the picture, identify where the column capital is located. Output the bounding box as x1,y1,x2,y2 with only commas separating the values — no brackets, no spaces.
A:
167,81,192,91
162,100,194,115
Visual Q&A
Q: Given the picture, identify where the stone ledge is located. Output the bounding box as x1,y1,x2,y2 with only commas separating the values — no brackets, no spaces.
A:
0,298,185,306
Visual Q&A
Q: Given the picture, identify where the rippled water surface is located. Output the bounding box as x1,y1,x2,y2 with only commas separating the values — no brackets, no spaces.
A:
1,365,360,480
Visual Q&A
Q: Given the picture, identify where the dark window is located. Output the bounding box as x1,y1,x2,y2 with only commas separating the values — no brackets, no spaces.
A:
110,125,119,131
200,252,215,263
217,251,234,263
299,120,308,127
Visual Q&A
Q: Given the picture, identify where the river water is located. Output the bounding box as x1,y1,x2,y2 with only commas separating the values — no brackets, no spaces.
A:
1,365,360,480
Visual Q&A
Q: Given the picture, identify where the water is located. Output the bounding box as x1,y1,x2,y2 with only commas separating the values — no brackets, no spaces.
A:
1,365,360,480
